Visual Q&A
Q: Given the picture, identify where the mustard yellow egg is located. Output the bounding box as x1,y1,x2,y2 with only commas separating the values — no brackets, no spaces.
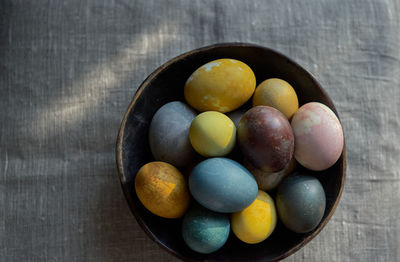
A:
189,111,236,157
231,190,277,244
184,59,256,113
134,161,190,218
252,78,299,119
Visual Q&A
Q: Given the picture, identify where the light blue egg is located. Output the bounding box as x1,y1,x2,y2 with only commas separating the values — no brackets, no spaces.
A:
182,204,230,254
149,101,197,167
189,158,258,213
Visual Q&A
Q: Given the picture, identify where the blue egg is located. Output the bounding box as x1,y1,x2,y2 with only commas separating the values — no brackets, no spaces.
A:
189,158,258,213
182,204,230,254
276,174,326,233
149,101,197,167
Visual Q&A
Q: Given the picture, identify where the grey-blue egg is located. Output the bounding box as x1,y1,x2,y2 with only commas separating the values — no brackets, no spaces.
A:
149,101,197,167
189,158,258,213
276,174,326,233
182,204,230,254
226,108,247,127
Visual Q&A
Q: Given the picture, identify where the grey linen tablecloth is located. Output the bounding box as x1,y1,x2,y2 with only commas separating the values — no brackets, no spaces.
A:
1,0,399,261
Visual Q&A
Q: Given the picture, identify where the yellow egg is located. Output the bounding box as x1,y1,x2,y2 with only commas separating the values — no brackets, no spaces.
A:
252,78,299,119
231,190,277,244
189,111,236,157
184,59,256,113
134,161,190,218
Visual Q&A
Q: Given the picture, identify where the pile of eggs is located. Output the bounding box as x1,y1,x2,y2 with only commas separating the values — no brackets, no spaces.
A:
134,58,344,254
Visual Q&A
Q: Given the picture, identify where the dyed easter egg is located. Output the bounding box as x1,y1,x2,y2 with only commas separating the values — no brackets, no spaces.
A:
276,175,326,233
244,156,297,191
184,59,256,113
189,111,236,157
182,204,230,254
231,190,277,244
189,158,258,213
149,101,197,167
135,162,190,218
291,102,344,171
238,106,294,173
253,78,299,119
226,108,247,127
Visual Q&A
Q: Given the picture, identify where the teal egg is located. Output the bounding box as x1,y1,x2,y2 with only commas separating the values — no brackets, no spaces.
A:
182,204,230,254
189,158,258,213
276,174,326,233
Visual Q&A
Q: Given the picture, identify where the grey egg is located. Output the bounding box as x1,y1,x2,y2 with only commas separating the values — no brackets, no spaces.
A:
276,174,326,233
227,108,247,127
149,101,197,167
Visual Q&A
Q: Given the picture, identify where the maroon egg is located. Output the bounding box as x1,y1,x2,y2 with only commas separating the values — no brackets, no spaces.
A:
238,106,294,172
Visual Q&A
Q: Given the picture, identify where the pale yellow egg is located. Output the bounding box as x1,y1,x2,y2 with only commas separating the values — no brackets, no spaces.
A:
189,111,236,157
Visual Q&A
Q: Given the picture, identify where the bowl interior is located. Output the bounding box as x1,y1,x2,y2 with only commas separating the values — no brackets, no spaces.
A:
116,43,346,261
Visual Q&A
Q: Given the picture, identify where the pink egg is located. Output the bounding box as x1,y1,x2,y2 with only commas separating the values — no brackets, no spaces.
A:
291,102,344,171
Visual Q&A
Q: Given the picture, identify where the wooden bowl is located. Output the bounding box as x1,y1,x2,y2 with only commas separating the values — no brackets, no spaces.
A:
116,43,346,261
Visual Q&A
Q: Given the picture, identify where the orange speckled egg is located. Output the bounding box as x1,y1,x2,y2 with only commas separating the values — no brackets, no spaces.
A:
184,59,256,113
135,161,190,218
252,78,299,119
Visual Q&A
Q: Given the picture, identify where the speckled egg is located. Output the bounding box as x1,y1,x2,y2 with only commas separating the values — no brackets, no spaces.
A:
244,156,297,191
231,190,277,244
135,161,190,218
276,175,326,233
149,101,197,167
189,111,236,157
291,102,344,171
184,59,256,113
189,158,258,213
238,106,294,173
182,204,230,254
252,78,299,119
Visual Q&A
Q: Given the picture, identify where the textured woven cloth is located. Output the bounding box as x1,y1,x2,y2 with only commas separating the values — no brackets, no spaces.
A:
1,0,399,261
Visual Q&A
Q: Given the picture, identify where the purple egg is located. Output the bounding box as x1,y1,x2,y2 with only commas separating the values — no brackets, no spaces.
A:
238,106,294,173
